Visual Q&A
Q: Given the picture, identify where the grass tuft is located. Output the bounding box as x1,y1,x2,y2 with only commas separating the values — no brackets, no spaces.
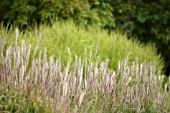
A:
0,21,163,71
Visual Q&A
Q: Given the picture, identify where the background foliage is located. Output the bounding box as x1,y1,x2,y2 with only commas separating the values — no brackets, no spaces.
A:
109,0,170,76
0,0,114,29
0,0,170,75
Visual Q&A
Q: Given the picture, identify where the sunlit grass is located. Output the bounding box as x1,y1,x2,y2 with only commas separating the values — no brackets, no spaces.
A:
0,21,163,71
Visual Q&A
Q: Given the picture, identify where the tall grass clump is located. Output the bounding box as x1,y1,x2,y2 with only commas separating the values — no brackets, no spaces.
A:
0,21,163,71
0,39,169,112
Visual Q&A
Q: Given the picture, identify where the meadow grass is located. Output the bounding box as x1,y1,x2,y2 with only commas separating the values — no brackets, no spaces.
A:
0,21,163,71
0,39,169,113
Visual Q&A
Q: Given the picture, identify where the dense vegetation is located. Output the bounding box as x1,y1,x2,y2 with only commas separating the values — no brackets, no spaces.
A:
0,0,169,76
0,21,163,71
0,27,169,112
0,0,170,112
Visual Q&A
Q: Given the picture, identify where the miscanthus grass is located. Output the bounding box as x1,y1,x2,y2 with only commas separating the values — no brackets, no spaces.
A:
0,21,163,71
0,38,169,113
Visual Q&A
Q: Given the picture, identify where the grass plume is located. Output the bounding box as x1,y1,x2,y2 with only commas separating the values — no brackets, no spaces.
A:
0,39,169,112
